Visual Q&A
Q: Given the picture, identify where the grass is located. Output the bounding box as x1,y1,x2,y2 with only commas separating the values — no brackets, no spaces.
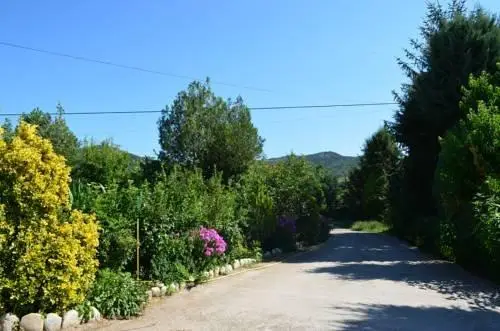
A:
350,220,391,233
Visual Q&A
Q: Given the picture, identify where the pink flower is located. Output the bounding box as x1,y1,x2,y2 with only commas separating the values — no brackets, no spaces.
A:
199,226,227,256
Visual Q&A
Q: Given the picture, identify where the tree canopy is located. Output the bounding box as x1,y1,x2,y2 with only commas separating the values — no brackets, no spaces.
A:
158,79,264,181
20,104,80,164
391,0,500,221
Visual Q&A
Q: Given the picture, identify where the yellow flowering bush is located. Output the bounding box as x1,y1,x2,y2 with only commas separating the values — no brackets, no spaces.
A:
0,122,99,314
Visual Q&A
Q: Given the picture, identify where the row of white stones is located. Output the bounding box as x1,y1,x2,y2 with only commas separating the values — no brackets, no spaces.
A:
0,307,101,331
146,257,259,299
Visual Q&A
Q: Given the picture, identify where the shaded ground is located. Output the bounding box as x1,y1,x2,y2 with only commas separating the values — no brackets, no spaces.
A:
82,228,500,331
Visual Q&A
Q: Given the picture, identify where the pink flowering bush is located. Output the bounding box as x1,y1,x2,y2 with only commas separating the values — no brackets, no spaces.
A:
199,227,227,256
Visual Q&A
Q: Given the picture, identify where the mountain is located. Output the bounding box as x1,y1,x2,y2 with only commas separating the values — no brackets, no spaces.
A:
266,151,359,177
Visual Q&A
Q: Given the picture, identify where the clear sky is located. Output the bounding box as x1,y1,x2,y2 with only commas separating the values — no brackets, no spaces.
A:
1,1,499,158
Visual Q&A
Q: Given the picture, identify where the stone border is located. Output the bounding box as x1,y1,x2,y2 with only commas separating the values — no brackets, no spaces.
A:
0,306,102,331
145,257,259,301
0,256,267,331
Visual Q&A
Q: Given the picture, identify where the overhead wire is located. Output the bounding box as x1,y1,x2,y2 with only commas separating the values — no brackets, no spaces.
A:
0,41,271,92
0,102,398,117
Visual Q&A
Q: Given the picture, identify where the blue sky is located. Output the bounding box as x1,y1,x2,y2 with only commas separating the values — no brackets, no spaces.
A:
1,1,499,158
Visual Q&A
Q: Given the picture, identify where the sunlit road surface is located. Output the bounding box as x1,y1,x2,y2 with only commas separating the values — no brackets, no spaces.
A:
78,228,500,331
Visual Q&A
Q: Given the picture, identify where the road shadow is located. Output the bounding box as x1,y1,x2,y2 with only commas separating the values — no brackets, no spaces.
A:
286,231,500,311
329,303,500,330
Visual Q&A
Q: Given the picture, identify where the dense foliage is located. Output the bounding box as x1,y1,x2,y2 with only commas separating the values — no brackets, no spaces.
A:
340,0,500,282
19,105,80,164
434,71,500,275
389,0,500,242
0,122,99,315
343,126,399,221
72,139,140,186
87,269,148,319
158,79,264,181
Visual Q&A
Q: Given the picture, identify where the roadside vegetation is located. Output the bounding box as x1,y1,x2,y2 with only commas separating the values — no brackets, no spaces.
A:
1,0,500,321
340,0,500,282
0,80,331,319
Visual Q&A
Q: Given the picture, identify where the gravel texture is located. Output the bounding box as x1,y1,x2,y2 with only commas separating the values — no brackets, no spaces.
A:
76,228,500,331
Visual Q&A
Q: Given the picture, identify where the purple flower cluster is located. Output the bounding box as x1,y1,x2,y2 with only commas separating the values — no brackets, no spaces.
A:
278,216,296,233
199,227,227,257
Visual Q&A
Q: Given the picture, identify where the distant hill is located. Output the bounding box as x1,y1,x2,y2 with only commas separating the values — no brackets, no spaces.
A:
266,151,359,177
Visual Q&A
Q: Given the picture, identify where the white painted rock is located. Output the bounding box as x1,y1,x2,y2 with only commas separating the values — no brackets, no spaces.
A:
20,313,43,331
62,310,80,329
179,282,186,290
208,270,214,278
276,248,282,254
155,281,164,288
232,260,240,269
225,264,233,273
44,313,62,331
159,285,167,296
146,290,153,299
1,313,19,331
219,266,227,275
202,271,210,279
263,251,271,258
151,286,161,297
214,266,220,276
90,307,101,321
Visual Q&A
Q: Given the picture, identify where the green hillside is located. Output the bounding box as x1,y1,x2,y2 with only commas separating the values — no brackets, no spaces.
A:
266,151,359,177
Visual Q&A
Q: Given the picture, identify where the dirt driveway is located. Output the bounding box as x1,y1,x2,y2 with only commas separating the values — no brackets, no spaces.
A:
82,228,500,330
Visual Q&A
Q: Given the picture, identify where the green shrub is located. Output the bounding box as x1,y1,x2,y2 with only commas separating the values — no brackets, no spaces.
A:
71,182,140,271
72,139,139,186
237,162,276,244
433,70,500,275
472,177,500,275
0,122,99,315
140,167,242,281
88,269,148,319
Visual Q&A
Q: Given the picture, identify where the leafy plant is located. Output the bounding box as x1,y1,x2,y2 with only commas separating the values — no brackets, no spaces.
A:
0,122,99,315
76,300,94,323
88,269,148,319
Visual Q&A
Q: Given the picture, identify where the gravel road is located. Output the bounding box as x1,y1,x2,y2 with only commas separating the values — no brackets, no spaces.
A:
85,228,500,331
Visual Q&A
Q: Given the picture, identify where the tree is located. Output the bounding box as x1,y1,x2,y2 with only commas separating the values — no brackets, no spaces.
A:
390,1,500,228
158,79,264,181
0,118,14,143
72,139,140,186
269,155,327,245
343,126,400,220
0,122,98,314
20,104,80,163
435,70,500,271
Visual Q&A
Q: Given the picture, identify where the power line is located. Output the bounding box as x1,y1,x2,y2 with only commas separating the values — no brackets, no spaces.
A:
0,102,397,117
250,102,396,110
0,41,271,92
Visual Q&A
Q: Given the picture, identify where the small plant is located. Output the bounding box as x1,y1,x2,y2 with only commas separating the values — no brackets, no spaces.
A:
87,269,148,319
76,300,93,323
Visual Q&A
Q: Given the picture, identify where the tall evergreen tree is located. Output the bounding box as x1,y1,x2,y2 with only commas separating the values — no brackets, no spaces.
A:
391,0,500,228
344,126,399,220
